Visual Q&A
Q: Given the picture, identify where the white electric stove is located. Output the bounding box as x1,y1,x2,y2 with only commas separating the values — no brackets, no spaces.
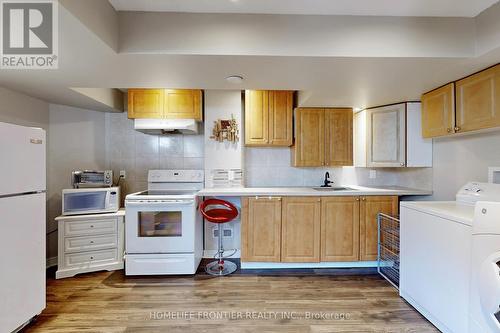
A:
124,170,203,275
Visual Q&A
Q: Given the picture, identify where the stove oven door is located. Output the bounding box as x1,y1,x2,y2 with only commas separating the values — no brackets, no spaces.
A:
125,199,196,254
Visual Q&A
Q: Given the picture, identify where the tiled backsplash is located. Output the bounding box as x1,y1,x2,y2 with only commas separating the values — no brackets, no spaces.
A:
245,147,433,190
105,112,204,197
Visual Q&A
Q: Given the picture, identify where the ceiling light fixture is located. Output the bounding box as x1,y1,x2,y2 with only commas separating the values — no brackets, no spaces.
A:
225,75,244,84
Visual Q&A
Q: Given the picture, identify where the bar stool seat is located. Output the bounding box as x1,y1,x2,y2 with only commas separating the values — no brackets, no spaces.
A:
200,199,238,276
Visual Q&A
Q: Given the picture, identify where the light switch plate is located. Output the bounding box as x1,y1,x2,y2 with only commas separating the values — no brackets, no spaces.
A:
369,170,377,179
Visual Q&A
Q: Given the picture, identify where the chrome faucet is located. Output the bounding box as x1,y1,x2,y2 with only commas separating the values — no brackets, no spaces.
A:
321,172,333,187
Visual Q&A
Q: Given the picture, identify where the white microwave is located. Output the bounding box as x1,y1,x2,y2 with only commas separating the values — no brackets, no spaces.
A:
62,187,120,216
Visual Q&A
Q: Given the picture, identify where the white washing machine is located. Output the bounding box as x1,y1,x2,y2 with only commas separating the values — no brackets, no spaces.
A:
469,201,500,333
400,182,500,333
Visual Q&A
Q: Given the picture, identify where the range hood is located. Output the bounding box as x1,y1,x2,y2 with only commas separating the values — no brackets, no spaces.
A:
134,119,199,134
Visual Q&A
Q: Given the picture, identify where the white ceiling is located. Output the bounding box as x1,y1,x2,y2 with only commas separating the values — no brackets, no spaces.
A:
108,0,499,17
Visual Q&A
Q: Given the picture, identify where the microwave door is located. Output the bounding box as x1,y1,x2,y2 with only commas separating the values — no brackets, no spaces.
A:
63,191,106,214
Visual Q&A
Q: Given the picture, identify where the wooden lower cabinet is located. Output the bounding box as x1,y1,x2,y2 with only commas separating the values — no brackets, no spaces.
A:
359,196,399,261
240,195,398,263
320,197,360,262
241,197,282,262
281,197,321,262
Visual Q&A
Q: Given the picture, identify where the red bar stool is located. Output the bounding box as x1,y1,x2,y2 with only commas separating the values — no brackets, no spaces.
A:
200,199,239,276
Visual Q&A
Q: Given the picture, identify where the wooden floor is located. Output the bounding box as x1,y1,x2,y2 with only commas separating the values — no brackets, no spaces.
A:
24,262,438,333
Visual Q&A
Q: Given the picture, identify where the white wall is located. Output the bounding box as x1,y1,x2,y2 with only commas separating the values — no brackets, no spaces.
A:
105,112,205,201
119,12,475,57
47,104,106,259
432,131,500,200
245,147,433,190
203,90,243,254
0,87,49,128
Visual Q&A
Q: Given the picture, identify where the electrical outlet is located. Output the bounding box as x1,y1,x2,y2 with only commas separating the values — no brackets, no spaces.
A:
369,170,377,179
120,170,126,179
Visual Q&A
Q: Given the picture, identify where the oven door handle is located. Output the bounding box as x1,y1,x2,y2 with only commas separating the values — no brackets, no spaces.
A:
125,200,195,207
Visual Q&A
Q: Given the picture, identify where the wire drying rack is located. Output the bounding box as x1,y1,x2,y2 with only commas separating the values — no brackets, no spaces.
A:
377,213,400,289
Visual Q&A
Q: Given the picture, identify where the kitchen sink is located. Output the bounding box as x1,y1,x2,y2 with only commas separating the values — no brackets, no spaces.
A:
312,186,356,191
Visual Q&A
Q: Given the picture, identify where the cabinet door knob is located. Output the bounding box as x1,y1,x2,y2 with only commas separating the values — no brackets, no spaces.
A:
400,162,405,167
454,126,461,132
447,128,452,133
362,197,366,201
355,198,359,201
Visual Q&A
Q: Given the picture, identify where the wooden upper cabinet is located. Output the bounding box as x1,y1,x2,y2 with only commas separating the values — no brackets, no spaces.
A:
269,91,293,146
366,104,406,167
456,64,500,133
321,197,360,262
128,89,202,120
359,196,398,261
421,83,455,138
292,108,325,166
293,108,353,167
245,90,269,145
281,197,321,263
127,89,164,119
244,90,293,146
164,89,202,121
325,108,353,166
241,197,282,262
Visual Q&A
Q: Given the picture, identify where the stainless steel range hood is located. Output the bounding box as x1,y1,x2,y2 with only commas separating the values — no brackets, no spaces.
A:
134,119,199,134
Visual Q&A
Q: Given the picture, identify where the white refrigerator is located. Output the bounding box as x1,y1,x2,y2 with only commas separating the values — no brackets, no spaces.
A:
0,122,46,332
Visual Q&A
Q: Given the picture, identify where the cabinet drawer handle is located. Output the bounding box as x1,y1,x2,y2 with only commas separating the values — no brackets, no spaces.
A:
454,126,461,132
90,241,94,244
90,225,94,228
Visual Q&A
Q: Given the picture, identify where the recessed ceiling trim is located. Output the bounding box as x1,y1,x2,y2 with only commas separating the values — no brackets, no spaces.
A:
109,0,499,18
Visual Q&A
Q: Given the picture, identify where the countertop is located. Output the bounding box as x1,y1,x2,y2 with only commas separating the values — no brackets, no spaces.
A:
55,208,125,221
197,185,432,197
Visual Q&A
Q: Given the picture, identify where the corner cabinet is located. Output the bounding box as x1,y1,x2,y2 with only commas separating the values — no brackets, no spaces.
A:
292,108,353,167
128,89,202,121
354,102,432,168
244,90,293,146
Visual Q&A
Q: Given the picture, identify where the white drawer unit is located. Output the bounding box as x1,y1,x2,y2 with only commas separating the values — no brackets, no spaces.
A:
56,210,125,279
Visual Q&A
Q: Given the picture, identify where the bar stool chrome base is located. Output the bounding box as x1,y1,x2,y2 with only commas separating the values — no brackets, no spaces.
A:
205,260,237,276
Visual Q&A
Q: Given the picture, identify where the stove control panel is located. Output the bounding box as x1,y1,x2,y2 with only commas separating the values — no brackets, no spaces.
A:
148,169,204,183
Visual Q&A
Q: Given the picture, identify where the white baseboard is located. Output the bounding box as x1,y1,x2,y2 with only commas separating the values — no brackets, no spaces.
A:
240,261,378,269
203,249,241,259
46,256,57,268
